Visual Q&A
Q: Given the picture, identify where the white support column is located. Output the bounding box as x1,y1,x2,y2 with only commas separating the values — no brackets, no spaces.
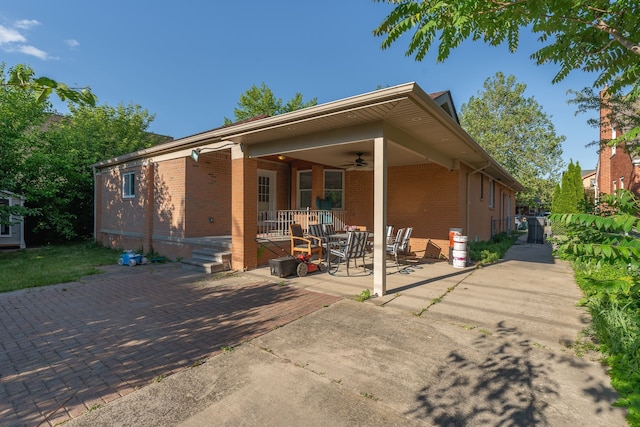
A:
373,136,388,297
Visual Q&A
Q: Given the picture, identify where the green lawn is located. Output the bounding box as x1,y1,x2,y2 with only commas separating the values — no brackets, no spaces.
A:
0,241,121,293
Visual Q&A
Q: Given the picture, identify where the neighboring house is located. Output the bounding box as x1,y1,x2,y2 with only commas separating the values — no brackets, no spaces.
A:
596,90,640,198
581,169,596,191
93,82,523,296
0,190,26,249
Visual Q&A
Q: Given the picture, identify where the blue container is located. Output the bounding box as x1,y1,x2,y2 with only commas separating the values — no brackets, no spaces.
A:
118,251,144,266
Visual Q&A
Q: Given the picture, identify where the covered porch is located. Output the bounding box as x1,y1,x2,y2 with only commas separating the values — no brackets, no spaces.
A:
94,83,521,297
219,84,521,296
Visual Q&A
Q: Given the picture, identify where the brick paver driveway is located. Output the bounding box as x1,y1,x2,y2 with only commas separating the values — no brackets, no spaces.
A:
0,264,340,427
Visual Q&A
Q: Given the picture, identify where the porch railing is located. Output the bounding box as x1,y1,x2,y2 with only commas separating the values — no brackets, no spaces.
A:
258,209,346,238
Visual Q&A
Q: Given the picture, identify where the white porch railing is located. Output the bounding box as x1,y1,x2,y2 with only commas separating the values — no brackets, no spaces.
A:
258,209,347,238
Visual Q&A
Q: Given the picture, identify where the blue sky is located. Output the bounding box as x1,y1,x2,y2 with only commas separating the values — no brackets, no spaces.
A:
1,1,600,169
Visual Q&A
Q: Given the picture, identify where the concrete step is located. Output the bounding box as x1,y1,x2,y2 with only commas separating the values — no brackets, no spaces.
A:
191,249,231,263
181,259,226,274
181,249,232,274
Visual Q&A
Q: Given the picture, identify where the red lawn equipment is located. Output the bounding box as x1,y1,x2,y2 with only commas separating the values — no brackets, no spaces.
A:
255,237,326,277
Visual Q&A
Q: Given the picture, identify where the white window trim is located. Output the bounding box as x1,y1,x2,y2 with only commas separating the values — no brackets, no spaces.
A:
297,170,312,209
620,176,625,189
123,172,135,198
323,169,344,209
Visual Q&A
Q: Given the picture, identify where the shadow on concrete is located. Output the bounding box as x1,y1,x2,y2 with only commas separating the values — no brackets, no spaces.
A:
406,321,621,425
387,267,472,294
0,266,338,426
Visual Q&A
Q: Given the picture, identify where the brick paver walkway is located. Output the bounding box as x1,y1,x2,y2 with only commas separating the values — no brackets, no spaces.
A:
0,264,341,427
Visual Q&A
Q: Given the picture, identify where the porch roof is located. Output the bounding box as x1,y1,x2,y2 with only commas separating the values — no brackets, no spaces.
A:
93,82,523,192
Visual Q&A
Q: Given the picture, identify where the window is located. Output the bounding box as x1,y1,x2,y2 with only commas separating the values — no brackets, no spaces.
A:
297,170,312,209
123,172,135,198
611,128,617,156
324,170,344,209
620,176,624,189
0,198,9,236
613,180,617,191
489,179,495,208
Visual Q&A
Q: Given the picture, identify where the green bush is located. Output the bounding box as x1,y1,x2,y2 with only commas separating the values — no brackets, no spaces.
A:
468,232,518,266
555,190,640,426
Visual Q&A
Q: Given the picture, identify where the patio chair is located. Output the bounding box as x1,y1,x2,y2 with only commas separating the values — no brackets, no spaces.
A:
321,223,336,237
386,228,405,269
394,227,414,270
328,231,369,276
308,224,328,257
386,225,395,245
308,224,326,244
290,223,323,261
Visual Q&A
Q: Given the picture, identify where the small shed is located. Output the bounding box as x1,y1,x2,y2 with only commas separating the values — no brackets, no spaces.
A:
0,190,26,249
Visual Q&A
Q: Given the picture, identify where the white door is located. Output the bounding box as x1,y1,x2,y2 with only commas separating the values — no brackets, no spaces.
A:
257,170,276,227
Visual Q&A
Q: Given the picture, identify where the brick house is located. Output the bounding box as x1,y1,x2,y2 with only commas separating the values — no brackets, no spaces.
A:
596,90,640,198
93,83,523,295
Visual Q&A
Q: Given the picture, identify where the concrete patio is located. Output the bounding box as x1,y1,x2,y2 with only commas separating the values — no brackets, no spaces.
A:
66,237,627,426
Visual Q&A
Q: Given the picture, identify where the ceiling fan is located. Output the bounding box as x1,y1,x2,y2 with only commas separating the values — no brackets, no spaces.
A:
342,152,369,169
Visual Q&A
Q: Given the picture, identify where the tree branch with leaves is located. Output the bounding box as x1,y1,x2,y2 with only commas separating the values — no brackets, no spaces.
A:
1,63,96,106
373,0,640,172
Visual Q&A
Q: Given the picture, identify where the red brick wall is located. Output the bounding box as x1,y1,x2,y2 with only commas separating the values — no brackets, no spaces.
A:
598,95,640,197
339,163,515,258
185,150,232,237
231,156,258,270
97,164,149,251
153,158,186,239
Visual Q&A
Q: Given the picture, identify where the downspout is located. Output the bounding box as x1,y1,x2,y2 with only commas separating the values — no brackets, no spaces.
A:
466,162,491,240
92,166,97,242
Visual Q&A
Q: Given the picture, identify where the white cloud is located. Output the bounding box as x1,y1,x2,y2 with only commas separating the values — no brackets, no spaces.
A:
14,19,41,30
65,39,79,48
0,19,54,60
0,24,26,44
16,45,50,60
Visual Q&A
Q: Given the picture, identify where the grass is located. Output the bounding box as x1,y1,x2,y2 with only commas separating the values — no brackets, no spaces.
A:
355,289,371,302
468,232,520,266
573,261,640,426
0,240,121,293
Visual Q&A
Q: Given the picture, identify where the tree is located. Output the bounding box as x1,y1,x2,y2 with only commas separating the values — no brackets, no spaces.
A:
223,83,317,125
373,1,640,95
0,64,50,227
552,160,585,214
27,103,167,240
459,72,565,208
1,63,96,106
372,0,640,145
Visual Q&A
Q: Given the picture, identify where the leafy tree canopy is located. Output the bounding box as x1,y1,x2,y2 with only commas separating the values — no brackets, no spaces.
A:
1,64,162,240
1,63,96,106
459,72,565,207
26,103,165,240
224,83,317,125
373,0,640,96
